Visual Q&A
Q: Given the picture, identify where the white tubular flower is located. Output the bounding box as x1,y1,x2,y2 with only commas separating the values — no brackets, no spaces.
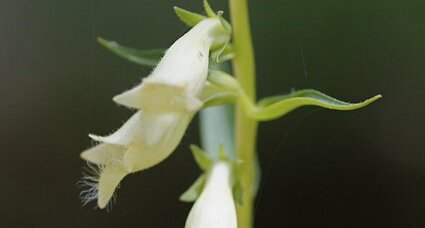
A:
185,162,237,228
80,18,227,209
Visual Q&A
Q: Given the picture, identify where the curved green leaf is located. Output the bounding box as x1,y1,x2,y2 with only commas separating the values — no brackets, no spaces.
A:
97,37,164,67
252,89,382,121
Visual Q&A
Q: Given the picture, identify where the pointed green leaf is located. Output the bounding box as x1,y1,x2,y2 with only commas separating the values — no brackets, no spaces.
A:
174,6,206,27
252,89,382,121
179,174,206,202
190,145,213,171
97,37,163,67
203,0,217,17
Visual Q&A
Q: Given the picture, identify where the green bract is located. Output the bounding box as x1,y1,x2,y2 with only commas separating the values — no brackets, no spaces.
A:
97,37,164,67
190,145,213,171
201,70,382,121
254,90,382,121
180,174,207,202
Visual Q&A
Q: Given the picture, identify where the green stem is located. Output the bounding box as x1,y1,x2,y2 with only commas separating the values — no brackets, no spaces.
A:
229,0,258,227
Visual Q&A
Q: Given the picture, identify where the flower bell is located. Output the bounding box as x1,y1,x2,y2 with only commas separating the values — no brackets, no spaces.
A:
185,162,237,228
80,18,228,209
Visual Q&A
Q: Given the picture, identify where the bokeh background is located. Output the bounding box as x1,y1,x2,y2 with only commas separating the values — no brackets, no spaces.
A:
1,0,424,227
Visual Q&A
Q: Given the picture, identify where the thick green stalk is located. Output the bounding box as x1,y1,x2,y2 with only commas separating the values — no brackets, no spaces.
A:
229,0,258,227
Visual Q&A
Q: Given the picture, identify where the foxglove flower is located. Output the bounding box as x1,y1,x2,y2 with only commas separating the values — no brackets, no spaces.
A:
185,162,237,228
80,18,227,209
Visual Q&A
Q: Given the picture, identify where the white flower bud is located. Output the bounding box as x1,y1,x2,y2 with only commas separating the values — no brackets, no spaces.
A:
185,162,237,228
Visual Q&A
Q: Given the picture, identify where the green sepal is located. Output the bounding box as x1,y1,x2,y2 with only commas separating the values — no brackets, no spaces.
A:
211,43,235,63
253,90,382,121
201,82,237,107
211,11,233,63
218,144,229,161
217,11,232,35
203,0,217,17
97,37,163,67
233,180,244,205
230,157,244,205
179,174,206,202
173,6,206,27
190,145,213,171
207,70,240,91
200,71,240,107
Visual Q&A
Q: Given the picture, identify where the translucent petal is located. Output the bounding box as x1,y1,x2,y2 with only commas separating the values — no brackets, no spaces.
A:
112,84,143,109
113,82,202,112
89,111,145,146
80,143,125,165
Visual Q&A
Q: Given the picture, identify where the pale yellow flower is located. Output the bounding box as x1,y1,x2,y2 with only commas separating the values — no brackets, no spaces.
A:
80,18,227,209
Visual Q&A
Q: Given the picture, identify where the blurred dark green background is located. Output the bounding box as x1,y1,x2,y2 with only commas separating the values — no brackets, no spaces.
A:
1,0,424,227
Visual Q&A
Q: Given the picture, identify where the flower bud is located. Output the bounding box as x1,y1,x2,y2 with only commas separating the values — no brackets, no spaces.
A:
185,162,237,228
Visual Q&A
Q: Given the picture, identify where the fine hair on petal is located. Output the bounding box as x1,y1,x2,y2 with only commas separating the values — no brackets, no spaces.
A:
77,162,119,211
